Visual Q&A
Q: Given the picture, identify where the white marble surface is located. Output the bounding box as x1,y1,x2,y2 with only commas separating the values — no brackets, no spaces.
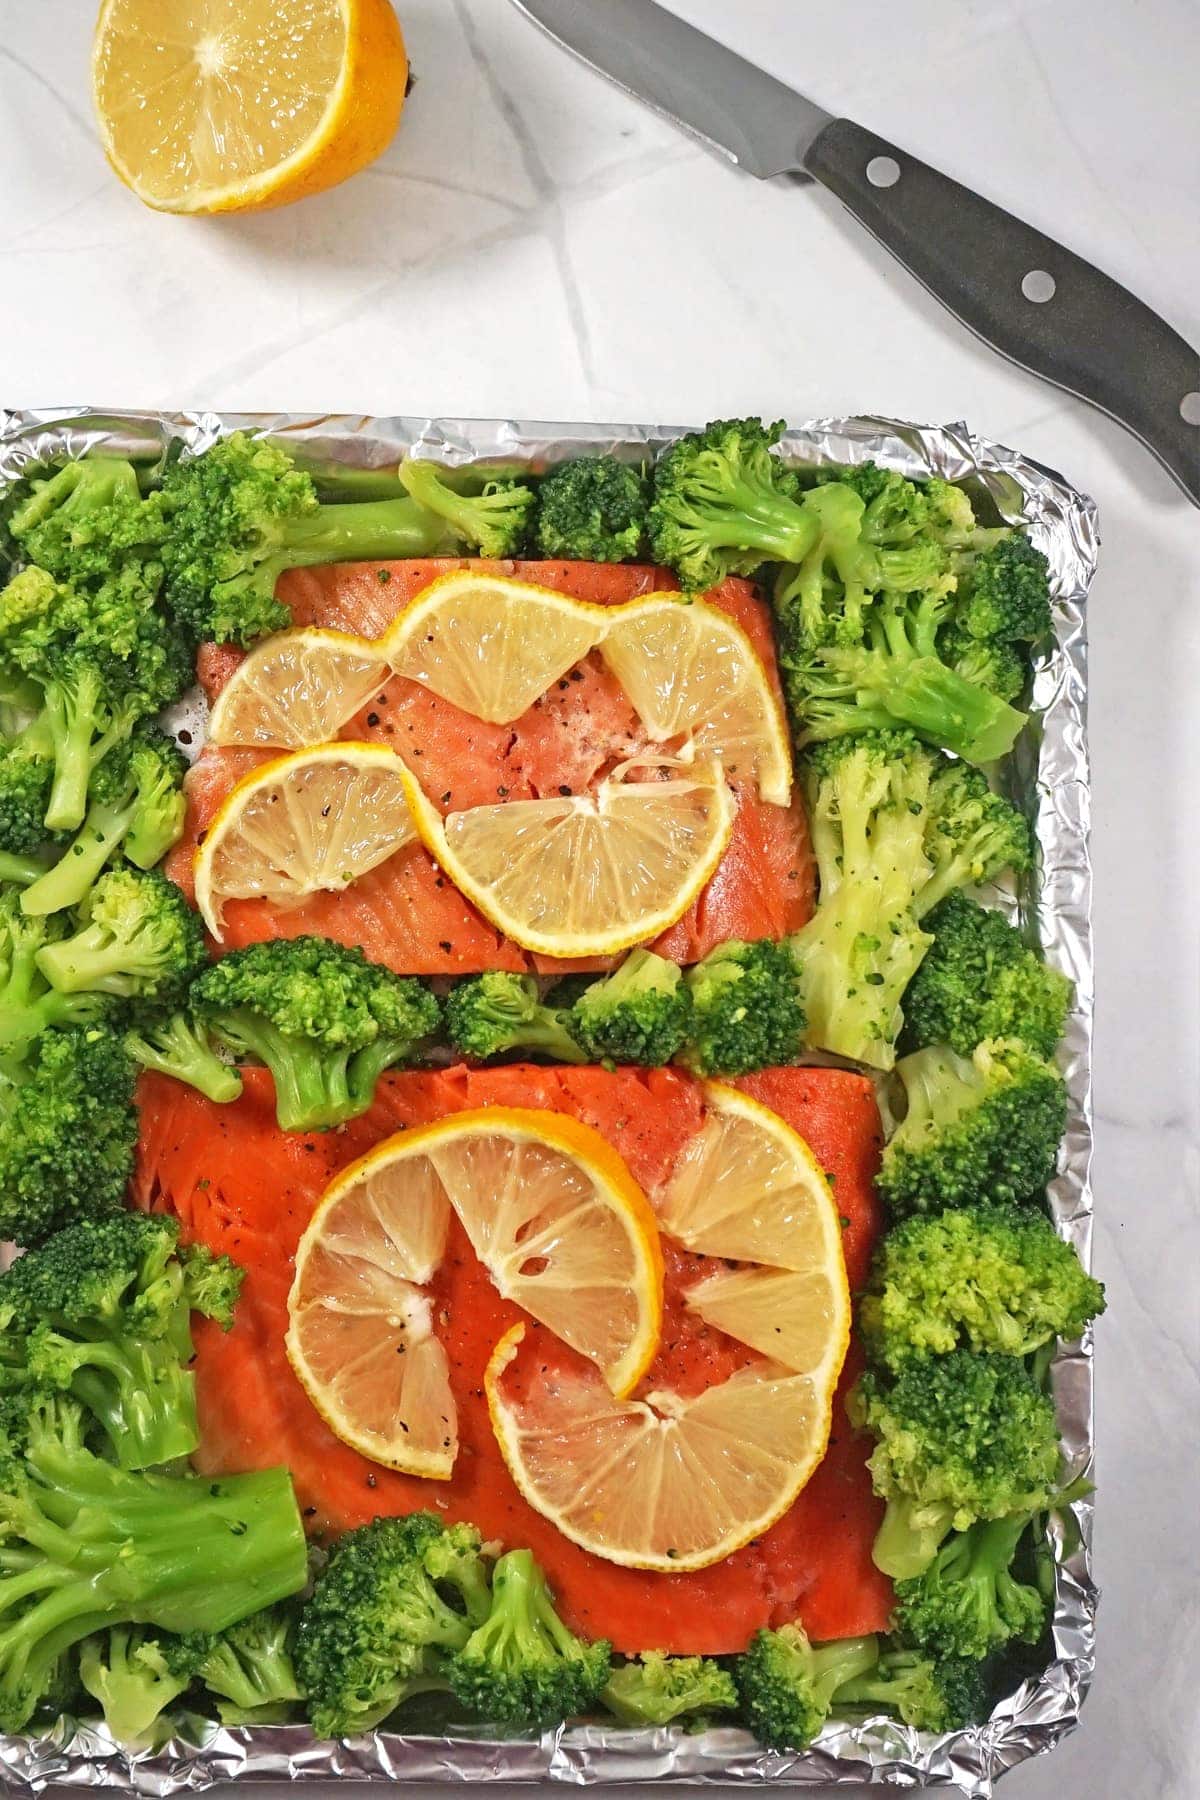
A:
2,1,1199,1795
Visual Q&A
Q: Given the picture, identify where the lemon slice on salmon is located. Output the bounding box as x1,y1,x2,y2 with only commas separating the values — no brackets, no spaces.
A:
384,572,610,723
599,596,793,804
406,757,736,960
194,742,417,938
208,628,388,748
92,0,408,215
287,1109,665,1475
485,1324,829,1572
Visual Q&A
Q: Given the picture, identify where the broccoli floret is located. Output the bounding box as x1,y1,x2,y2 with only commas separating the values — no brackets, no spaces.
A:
859,1202,1104,1368
34,867,205,1004
602,1652,737,1729
534,457,648,562
570,949,691,1066
936,625,1028,704
7,458,169,596
902,893,1073,1059
125,1007,244,1105
191,938,439,1132
447,1547,611,1733
397,457,535,559
78,1627,192,1746
0,728,56,858
0,1393,307,1732
893,1513,1048,1663
295,1514,492,1738
956,535,1052,646
20,730,188,918
848,1351,1062,1579
0,892,115,1064
678,937,806,1076
0,1210,242,1468
164,1603,303,1725
445,970,585,1065
835,1646,986,1732
160,433,459,646
878,1039,1067,1217
733,1625,879,1750
0,1026,137,1247
919,763,1033,919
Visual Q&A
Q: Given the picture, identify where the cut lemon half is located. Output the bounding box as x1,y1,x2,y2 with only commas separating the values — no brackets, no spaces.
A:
486,1324,828,1571
287,1110,664,1475
407,757,736,959
92,0,408,215
599,596,793,804
385,572,609,723
208,628,388,749
194,742,417,938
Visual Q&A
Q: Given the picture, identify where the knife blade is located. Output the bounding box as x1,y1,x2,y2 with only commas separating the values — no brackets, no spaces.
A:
509,0,1200,507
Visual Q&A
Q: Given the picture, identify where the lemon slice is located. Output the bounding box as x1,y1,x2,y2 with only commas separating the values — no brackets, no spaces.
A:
384,572,610,723
208,628,388,749
286,1110,664,1474
194,742,417,938
407,758,736,960
599,596,793,804
486,1324,828,1572
655,1083,850,1384
92,0,408,215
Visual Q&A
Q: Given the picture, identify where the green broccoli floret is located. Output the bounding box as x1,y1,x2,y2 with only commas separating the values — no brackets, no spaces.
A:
0,1210,242,1468
859,1202,1104,1369
160,433,460,647
936,626,1028,704
678,937,806,1076
602,1652,737,1728
295,1514,492,1738
892,1513,1048,1663
0,1026,138,1247
164,1603,303,1725
733,1625,879,1750
125,1007,244,1105
191,938,439,1132
848,1351,1062,1579
20,730,188,918
534,457,648,562
0,892,115,1064
0,1392,307,1732
0,727,56,859
445,970,585,1065
78,1627,192,1746
901,893,1073,1059
447,1546,611,1733
397,457,535,559
569,949,691,1066
34,867,204,1004
6,458,169,596
835,1646,986,1732
955,535,1052,646
877,1039,1067,1217
919,762,1033,918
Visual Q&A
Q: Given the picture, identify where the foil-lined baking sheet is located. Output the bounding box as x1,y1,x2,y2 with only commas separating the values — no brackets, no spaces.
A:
0,409,1100,1797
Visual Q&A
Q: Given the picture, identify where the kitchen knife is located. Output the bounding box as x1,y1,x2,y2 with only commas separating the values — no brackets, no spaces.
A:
509,0,1200,507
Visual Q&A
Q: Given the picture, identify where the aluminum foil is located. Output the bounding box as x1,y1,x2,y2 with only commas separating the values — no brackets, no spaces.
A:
0,409,1101,1797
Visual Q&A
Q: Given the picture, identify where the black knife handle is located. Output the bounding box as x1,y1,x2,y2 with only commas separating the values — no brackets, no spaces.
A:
804,117,1200,506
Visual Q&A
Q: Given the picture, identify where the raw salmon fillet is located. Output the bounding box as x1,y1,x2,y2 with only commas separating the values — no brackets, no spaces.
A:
169,561,814,975
135,1061,890,1655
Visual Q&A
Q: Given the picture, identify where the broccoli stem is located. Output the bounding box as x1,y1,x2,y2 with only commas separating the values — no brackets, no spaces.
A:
20,797,135,918
817,648,1025,764
42,670,107,833
872,1494,956,1581
57,1341,200,1471
276,497,452,568
0,851,49,887
125,1015,243,1106
211,1012,353,1132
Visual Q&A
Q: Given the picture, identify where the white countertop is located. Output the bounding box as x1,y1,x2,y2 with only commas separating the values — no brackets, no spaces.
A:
2,2,1198,1796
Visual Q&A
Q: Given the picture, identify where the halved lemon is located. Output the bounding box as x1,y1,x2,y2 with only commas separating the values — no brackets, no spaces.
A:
92,0,408,215
208,628,388,749
384,572,610,723
286,1110,664,1475
407,757,736,960
194,742,417,938
486,1324,828,1571
599,596,793,804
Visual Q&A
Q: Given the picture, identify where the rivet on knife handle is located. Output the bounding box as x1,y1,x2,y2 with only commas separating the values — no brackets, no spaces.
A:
803,118,1200,507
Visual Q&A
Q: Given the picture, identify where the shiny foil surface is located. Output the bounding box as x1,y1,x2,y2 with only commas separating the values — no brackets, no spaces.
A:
0,410,1100,1796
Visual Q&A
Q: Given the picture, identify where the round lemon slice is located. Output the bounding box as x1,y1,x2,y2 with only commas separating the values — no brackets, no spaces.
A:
92,0,408,216
286,1110,664,1475
486,1324,828,1571
599,595,793,804
655,1082,850,1385
208,628,388,749
407,757,736,960
384,572,610,723
194,742,418,938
